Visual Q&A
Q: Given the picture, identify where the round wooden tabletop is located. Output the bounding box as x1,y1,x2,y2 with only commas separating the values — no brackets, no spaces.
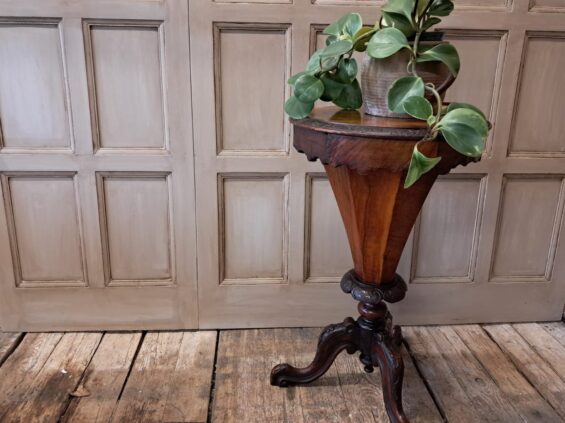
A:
291,106,476,175
291,106,429,140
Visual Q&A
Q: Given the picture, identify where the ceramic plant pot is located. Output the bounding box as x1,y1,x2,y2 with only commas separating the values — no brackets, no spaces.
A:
360,38,455,118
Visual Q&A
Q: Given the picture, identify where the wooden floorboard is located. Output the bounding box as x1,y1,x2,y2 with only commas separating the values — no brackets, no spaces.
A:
513,323,565,380
61,332,143,423
0,333,64,420
0,332,22,366
210,328,442,423
404,326,487,423
0,332,102,422
453,325,562,422
0,322,563,422
541,322,565,347
110,331,216,423
483,324,565,420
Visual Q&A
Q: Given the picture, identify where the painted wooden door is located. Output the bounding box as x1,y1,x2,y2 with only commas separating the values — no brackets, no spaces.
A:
0,0,198,330
190,0,565,328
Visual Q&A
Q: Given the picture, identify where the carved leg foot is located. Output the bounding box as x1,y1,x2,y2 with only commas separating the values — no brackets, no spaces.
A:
372,325,409,423
270,317,358,387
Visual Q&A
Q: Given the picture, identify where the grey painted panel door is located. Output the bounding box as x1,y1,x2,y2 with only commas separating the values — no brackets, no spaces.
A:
190,0,565,328
0,0,198,331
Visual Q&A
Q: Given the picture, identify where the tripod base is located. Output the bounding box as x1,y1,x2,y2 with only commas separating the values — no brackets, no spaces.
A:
270,270,410,423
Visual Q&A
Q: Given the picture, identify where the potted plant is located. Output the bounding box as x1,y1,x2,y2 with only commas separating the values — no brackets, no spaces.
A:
284,0,490,188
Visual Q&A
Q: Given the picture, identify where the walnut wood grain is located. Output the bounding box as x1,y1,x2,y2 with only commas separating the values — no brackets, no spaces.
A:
293,107,475,176
294,107,475,284
271,279,410,423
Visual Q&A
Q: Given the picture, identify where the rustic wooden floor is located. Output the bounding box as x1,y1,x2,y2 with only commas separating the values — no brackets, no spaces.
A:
0,322,564,422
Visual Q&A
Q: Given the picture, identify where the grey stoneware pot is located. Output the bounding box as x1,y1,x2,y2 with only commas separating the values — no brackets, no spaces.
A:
360,34,455,118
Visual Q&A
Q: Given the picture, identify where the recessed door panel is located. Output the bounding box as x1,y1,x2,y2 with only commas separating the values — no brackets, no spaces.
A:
215,24,290,154
3,174,85,286
491,177,563,281
510,34,565,155
412,176,484,283
0,22,70,149
85,22,166,150
305,174,352,282
220,175,287,283
99,174,173,285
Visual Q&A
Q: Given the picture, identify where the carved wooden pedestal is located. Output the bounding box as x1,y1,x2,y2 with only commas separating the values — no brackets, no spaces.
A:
272,270,409,421
270,107,475,423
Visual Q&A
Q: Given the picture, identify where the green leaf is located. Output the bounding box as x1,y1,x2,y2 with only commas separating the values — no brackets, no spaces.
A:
354,26,376,41
339,13,363,39
403,96,433,120
336,58,358,83
325,35,338,46
416,0,432,18
288,71,309,86
353,27,376,52
367,27,410,59
441,108,489,137
404,144,441,188
438,108,488,157
417,43,460,77
387,76,425,113
322,56,340,71
427,115,437,125
323,21,341,37
284,95,314,119
382,0,416,23
306,49,324,73
422,16,441,30
381,12,416,38
447,102,486,120
320,74,346,101
429,0,454,16
324,13,363,39
306,49,339,73
333,79,363,109
320,40,354,58
294,74,324,102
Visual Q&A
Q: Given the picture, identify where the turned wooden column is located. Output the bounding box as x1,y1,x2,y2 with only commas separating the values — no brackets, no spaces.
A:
270,107,475,423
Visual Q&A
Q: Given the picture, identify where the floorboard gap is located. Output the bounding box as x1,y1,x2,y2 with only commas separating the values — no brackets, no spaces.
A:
0,332,26,368
58,332,107,422
480,324,562,416
454,326,528,419
512,323,565,379
206,331,220,423
104,331,147,423
402,337,449,423
116,331,146,403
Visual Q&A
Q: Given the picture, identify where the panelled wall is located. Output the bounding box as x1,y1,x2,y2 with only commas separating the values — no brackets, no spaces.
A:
0,0,564,330
190,0,565,328
0,0,198,330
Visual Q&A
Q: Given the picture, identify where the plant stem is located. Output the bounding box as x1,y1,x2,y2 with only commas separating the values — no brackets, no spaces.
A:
426,83,443,123
409,15,425,75
410,14,444,136
408,35,420,75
